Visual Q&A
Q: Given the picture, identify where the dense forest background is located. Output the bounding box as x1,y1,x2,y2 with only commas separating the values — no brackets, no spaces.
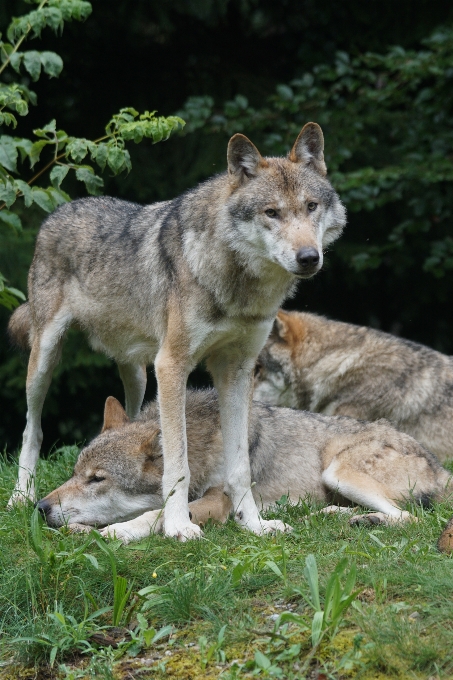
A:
1,0,453,453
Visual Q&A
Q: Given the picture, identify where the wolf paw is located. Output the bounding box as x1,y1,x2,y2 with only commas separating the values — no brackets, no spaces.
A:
164,521,204,542
349,511,416,526
244,518,293,535
7,489,35,508
349,512,386,526
100,522,139,544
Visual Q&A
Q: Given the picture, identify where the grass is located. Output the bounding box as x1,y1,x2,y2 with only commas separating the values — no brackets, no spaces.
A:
1,447,453,679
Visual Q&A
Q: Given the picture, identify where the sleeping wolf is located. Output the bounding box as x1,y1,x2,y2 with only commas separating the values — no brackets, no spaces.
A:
37,390,451,544
254,310,453,462
7,123,346,540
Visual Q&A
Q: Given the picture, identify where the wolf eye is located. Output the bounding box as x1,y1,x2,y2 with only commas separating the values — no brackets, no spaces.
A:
307,202,318,212
89,474,105,483
265,209,278,218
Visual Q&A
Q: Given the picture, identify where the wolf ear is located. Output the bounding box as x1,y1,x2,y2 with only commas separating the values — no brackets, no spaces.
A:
227,134,267,188
289,122,327,176
102,396,130,432
140,426,161,458
271,311,289,341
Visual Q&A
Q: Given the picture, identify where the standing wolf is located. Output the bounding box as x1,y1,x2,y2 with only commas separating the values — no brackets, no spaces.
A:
7,123,346,539
254,310,453,462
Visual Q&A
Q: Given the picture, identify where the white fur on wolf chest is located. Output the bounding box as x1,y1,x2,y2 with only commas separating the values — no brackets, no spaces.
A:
186,309,274,360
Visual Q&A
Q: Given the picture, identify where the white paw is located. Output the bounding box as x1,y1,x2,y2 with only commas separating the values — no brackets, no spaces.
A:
259,519,292,535
239,517,292,535
7,489,35,508
100,522,141,544
349,511,417,527
164,521,204,541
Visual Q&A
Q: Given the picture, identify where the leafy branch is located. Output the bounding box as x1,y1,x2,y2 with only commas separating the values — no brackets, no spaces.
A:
0,0,184,309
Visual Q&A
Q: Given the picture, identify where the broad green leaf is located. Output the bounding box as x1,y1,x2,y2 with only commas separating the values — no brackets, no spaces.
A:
14,180,33,207
311,610,324,647
304,554,321,611
0,136,18,172
50,164,69,188
49,646,58,667
23,51,42,81
14,138,33,162
107,145,127,173
75,166,104,195
0,181,17,208
0,209,21,231
265,560,283,578
34,120,57,138
47,186,70,206
32,188,55,212
83,553,99,570
92,143,108,170
254,650,271,670
40,51,63,78
9,52,23,73
0,112,17,128
67,138,90,163
29,140,50,168
150,624,172,644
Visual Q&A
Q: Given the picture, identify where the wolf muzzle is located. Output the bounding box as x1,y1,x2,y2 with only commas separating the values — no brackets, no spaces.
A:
296,247,320,276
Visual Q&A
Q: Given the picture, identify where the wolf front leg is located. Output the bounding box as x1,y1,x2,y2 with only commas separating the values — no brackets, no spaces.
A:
208,351,290,535
154,347,202,541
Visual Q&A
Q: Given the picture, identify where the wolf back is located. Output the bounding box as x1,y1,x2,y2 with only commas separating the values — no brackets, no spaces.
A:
254,310,453,462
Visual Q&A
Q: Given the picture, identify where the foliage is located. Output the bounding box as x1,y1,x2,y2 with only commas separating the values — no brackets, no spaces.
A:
0,0,184,309
179,25,453,278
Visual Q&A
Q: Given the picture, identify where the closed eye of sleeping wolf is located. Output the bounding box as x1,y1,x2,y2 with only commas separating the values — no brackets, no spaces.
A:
7,123,346,540
254,310,453,463
37,390,452,544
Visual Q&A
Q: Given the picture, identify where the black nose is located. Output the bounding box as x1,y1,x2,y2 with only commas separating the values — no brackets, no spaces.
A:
36,499,51,520
296,247,320,269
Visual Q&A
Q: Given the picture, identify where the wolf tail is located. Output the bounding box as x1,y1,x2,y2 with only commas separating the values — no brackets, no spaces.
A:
7,302,32,352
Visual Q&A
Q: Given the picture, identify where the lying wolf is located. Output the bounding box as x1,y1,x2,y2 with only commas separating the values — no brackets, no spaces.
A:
37,390,451,544
8,123,346,541
254,310,453,463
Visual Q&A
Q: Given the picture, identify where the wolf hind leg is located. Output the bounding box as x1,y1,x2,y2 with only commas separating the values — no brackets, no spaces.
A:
117,363,147,419
321,460,417,526
8,308,72,506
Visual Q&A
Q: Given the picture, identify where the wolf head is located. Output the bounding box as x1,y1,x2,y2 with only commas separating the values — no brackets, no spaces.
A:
226,123,346,278
254,310,309,407
37,397,164,527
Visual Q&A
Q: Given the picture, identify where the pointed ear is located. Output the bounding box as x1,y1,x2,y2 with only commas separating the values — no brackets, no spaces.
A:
227,133,267,188
102,396,130,432
289,122,326,176
139,426,161,458
271,310,290,341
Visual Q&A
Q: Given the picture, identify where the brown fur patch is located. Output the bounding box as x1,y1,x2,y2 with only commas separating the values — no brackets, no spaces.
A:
276,309,307,353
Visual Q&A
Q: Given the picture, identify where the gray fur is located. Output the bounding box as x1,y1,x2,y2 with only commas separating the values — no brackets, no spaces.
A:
38,390,452,541
255,311,453,462
8,125,346,542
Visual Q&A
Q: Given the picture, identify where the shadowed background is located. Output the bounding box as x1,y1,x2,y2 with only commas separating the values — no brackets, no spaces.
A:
1,0,453,453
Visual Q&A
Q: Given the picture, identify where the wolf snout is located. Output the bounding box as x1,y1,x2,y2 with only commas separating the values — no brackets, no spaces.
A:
296,247,320,275
36,498,52,520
